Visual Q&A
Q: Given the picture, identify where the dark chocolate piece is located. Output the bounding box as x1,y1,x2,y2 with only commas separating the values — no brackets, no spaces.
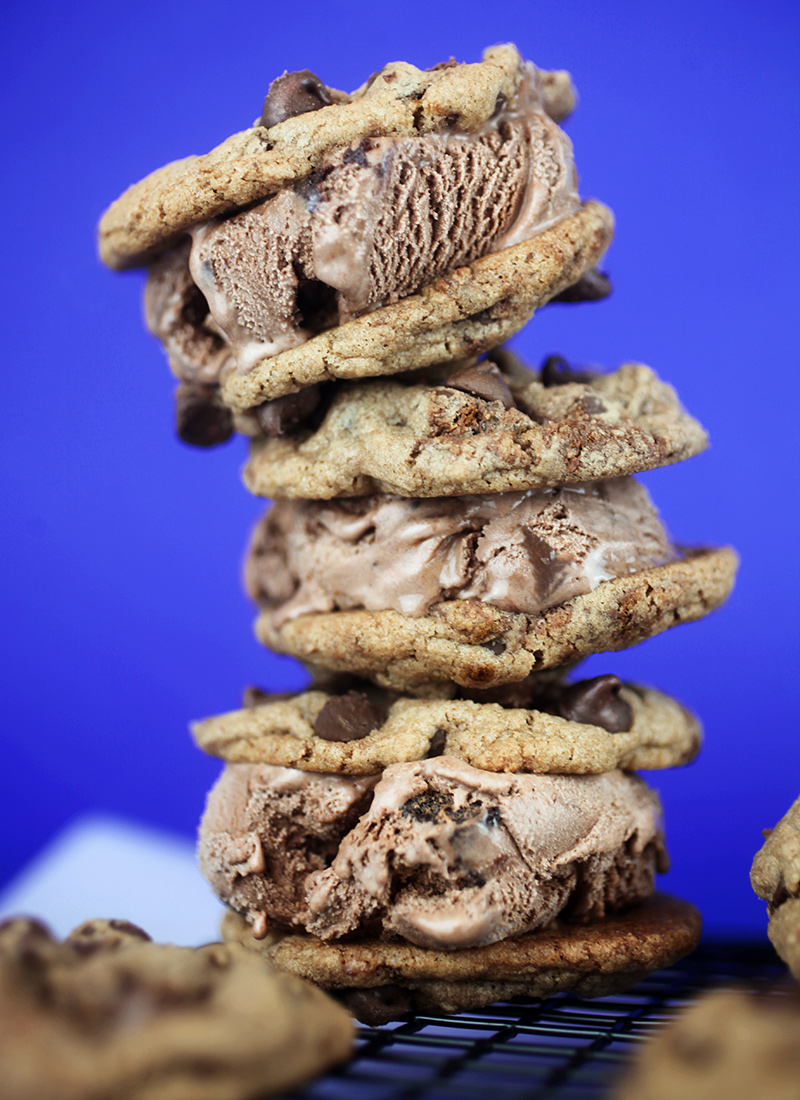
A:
540,356,598,387
443,360,515,408
255,385,321,437
175,384,234,447
557,675,633,733
313,691,385,742
260,70,333,129
427,728,447,757
242,686,297,709
551,268,612,303
67,919,151,957
342,984,413,1026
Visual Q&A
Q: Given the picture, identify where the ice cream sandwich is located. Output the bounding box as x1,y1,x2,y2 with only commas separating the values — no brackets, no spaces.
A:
99,46,613,445
245,478,737,692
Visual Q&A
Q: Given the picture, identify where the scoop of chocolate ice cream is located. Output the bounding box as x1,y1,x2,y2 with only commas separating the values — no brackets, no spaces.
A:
199,759,666,950
246,478,674,626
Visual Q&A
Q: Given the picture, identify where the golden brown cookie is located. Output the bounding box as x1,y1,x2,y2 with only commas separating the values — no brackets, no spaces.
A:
751,795,800,979
0,916,353,1100
242,357,707,498
192,675,701,775
222,894,701,1021
615,985,800,1100
99,46,572,269
254,547,738,692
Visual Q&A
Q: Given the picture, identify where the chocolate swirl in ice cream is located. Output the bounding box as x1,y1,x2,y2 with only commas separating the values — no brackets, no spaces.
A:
246,478,674,627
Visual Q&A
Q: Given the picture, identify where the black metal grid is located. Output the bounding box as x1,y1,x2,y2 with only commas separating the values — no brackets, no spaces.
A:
280,941,784,1100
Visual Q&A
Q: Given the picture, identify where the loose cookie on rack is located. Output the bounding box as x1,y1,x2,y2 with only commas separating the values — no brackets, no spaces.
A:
193,671,701,775
242,354,707,499
615,985,800,1100
752,794,800,980
0,916,353,1100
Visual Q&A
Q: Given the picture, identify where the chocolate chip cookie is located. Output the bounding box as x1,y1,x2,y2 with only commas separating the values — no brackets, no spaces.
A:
0,916,353,1099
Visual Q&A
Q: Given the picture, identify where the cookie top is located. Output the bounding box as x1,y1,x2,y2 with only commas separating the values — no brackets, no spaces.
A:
752,794,800,980
222,894,701,1019
0,916,353,1100
255,547,738,693
616,985,800,1100
242,356,708,498
99,46,573,270
192,674,701,775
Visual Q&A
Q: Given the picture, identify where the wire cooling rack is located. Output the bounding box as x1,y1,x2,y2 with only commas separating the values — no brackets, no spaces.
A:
281,941,784,1100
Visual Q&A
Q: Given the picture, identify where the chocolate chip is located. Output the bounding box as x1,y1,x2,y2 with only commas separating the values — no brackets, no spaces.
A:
402,790,452,823
551,269,612,303
443,360,515,409
255,385,321,437
108,919,150,939
427,728,447,757
259,70,333,129
342,985,413,1026
461,681,537,709
557,675,633,733
242,686,297,708
540,356,598,387
175,384,234,447
313,691,385,742
428,58,459,72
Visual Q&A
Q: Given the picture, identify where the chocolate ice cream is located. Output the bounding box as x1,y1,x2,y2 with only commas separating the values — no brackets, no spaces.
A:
145,60,577,388
199,758,666,950
246,478,674,626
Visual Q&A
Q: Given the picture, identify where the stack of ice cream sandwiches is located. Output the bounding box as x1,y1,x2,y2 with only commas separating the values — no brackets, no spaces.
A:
100,45,738,1023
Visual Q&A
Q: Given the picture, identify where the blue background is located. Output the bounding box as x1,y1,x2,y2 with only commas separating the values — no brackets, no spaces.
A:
2,0,798,937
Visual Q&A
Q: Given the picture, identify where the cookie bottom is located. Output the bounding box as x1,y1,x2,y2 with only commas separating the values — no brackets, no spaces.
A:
257,547,738,692
222,894,700,1023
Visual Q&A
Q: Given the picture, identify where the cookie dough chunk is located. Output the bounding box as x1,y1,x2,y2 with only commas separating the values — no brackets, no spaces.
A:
615,986,800,1100
222,895,701,1021
242,358,708,498
192,674,701,775
0,916,353,1100
751,794,800,979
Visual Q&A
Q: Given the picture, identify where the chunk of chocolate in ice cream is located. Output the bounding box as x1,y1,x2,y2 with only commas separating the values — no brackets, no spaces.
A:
144,61,578,387
246,477,674,626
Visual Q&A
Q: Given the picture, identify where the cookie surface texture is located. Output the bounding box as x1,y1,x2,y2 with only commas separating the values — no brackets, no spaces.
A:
221,895,701,1018
193,682,701,775
751,794,800,979
0,916,353,1100
255,547,738,692
243,360,707,498
99,46,570,269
